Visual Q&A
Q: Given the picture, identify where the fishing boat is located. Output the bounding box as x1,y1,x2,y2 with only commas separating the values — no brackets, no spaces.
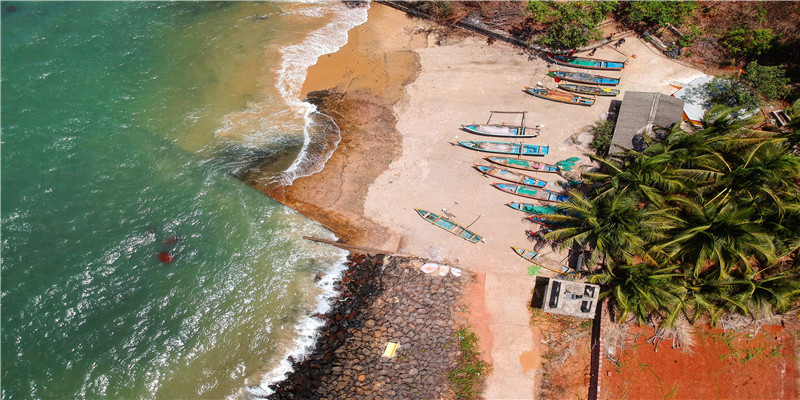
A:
507,202,559,214
527,214,567,229
461,124,540,138
548,71,620,86
473,165,547,188
457,140,549,156
546,53,624,70
414,208,483,244
492,183,570,202
558,83,620,96
462,110,540,138
523,87,595,106
486,156,560,173
512,246,577,275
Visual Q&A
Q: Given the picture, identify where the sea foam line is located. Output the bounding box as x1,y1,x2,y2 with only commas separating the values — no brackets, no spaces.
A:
245,3,369,397
276,1,369,185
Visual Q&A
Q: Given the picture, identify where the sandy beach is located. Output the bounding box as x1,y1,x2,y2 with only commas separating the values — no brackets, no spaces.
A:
265,3,708,398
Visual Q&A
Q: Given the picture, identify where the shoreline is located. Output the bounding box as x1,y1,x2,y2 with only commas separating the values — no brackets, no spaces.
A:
252,2,712,398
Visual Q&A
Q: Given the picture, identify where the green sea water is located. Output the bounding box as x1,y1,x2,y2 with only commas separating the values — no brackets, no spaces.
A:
1,2,366,398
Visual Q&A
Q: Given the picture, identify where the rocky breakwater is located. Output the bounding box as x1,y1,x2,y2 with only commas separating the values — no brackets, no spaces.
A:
268,255,465,399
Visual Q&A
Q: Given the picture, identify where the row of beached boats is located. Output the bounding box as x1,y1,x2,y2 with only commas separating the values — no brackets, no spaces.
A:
523,53,625,107
415,53,623,274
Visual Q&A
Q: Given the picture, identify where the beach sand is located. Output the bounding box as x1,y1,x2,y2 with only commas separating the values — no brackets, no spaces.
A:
266,3,707,398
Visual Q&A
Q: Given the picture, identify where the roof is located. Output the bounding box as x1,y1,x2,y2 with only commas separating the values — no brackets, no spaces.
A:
541,278,600,319
610,91,684,153
672,75,714,123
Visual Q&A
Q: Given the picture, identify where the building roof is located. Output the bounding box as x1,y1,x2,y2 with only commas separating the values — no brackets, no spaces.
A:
610,91,684,153
542,278,600,319
672,75,714,124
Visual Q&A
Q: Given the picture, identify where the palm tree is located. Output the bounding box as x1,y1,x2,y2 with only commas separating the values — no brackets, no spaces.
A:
590,263,686,327
655,196,776,280
545,190,679,267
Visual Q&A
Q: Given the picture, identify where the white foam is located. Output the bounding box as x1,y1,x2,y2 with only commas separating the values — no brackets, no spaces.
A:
275,1,369,184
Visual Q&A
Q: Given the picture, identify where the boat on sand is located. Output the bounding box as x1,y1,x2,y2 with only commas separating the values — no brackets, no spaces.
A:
457,140,549,156
486,156,560,173
548,70,620,86
523,87,595,106
492,183,570,202
473,165,547,188
558,83,620,96
546,53,624,70
512,246,577,275
415,209,483,244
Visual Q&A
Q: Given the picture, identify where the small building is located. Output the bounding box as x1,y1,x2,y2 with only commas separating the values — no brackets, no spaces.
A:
610,91,684,153
672,75,714,127
538,278,600,319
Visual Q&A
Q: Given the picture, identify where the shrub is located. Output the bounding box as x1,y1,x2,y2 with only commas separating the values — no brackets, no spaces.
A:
721,25,779,59
589,120,616,156
742,61,790,101
526,1,617,49
705,77,759,109
622,1,699,27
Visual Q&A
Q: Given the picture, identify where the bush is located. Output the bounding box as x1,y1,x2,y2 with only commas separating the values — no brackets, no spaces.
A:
622,1,699,27
742,61,790,102
589,120,616,156
721,25,779,59
526,1,617,49
705,78,759,109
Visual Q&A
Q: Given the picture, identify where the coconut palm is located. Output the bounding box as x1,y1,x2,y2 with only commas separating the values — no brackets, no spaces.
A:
655,196,776,280
590,263,686,327
545,190,679,267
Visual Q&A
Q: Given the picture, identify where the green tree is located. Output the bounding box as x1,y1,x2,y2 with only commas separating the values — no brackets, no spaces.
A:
622,1,699,27
741,61,790,102
705,79,758,109
722,25,779,60
588,120,615,156
526,1,617,49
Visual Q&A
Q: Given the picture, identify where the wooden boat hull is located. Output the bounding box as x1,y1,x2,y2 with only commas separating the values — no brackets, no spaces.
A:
461,124,540,138
492,183,570,202
547,53,624,70
512,246,577,275
550,71,620,86
524,87,595,106
486,156,560,173
507,202,559,214
457,140,549,156
415,208,483,244
558,83,620,96
474,165,547,188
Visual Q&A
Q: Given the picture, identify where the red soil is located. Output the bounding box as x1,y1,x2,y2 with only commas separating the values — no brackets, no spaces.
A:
600,324,798,400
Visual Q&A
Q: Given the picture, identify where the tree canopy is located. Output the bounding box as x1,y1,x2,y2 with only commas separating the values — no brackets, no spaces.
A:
548,105,800,327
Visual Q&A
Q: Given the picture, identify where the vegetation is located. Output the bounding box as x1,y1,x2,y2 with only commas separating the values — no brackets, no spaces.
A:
741,61,791,102
448,327,490,400
547,105,800,328
588,119,616,156
620,1,699,28
704,78,759,109
525,1,616,49
721,25,779,60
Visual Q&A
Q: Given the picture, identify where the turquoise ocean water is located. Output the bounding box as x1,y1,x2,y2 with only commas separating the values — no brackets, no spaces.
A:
1,2,367,398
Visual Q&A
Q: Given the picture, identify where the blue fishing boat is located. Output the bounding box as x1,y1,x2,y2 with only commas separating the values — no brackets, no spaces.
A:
546,53,624,70
527,214,568,229
486,156,560,173
548,71,620,86
415,208,483,244
473,165,547,188
492,183,570,202
523,87,595,106
507,202,559,214
461,124,540,138
558,83,620,96
457,140,549,156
